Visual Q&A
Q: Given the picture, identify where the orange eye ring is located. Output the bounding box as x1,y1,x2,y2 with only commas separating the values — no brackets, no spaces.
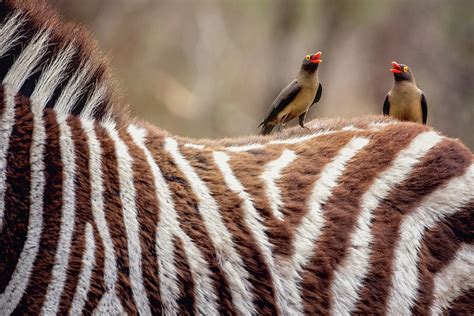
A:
305,55,311,60
403,66,409,72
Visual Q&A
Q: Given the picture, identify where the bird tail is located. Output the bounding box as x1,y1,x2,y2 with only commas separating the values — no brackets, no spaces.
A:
260,123,274,135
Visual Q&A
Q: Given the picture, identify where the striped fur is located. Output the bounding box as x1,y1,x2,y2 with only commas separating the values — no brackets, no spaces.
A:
0,1,473,315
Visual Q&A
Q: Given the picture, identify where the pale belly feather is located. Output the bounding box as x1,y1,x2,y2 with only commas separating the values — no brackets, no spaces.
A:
277,86,317,123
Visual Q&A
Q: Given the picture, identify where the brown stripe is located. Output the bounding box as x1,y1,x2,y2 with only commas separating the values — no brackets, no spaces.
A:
173,236,196,315
354,138,472,314
0,96,33,293
228,133,354,259
120,128,162,313
15,108,63,314
299,125,423,314
146,137,233,315
93,124,137,314
83,223,106,313
277,133,357,256
444,288,474,315
412,201,474,315
54,117,94,313
183,145,275,315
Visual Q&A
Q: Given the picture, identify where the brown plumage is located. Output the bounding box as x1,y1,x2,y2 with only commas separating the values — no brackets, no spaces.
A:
259,52,323,135
383,61,427,124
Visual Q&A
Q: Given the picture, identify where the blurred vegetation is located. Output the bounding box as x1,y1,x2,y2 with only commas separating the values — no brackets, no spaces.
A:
55,0,473,148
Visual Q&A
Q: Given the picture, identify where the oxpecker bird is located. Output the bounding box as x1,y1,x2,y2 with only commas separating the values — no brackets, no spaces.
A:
383,61,427,124
259,52,323,135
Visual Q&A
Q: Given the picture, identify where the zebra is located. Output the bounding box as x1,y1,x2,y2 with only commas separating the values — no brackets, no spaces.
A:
0,0,473,315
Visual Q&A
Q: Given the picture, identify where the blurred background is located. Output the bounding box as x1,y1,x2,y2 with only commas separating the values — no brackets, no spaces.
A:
54,0,473,148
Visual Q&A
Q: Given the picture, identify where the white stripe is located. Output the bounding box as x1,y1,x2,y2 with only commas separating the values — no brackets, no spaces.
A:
341,125,363,131
387,165,474,315
430,243,474,315
331,131,444,315
103,122,151,316
55,61,96,115
3,30,50,91
80,82,107,120
165,137,255,315
226,143,265,152
31,43,76,108
225,129,340,152
0,91,46,313
276,137,370,314
0,88,16,231
183,143,205,149
81,119,122,313
214,150,302,315
269,130,335,145
0,31,49,230
261,149,296,220
0,12,25,58
69,223,96,315
128,125,218,316
369,122,395,130
41,113,77,314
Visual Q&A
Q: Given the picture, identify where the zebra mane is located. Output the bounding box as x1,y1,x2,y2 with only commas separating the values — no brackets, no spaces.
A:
0,0,126,122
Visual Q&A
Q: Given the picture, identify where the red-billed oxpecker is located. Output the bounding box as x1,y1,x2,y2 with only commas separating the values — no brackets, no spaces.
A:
259,52,323,135
383,61,427,124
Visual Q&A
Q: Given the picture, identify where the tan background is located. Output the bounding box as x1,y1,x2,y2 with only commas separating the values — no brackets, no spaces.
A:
54,0,473,148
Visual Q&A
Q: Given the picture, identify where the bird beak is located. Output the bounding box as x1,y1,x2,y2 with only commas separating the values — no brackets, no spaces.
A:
311,52,322,64
390,61,402,74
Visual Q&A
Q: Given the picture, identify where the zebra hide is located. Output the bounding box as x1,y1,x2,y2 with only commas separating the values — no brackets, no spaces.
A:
0,1,473,315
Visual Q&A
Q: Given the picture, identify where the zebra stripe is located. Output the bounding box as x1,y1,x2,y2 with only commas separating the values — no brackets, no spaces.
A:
276,137,370,314
261,149,296,220
165,138,254,315
0,88,15,232
69,222,96,315
330,131,443,315
0,30,52,311
387,164,474,315
0,30,49,232
430,243,474,315
80,119,122,313
103,122,152,315
0,94,44,313
214,150,294,315
225,129,338,152
41,112,77,314
128,125,218,315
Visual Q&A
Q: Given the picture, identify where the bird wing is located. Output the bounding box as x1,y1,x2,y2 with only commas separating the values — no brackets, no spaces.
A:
421,93,428,124
259,80,302,126
312,83,322,105
383,95,390,116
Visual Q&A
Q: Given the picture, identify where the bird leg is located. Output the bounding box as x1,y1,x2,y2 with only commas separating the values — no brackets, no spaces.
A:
299,112,309,129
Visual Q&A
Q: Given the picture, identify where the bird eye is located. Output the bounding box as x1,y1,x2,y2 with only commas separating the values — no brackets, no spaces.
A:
305,55,311,60
403,66,409,72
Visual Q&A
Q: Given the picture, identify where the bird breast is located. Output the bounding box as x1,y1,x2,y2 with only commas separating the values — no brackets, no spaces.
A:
388,83,423,122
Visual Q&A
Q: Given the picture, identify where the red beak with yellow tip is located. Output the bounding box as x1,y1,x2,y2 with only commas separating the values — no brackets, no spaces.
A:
311,52,322,64
390,61,402,74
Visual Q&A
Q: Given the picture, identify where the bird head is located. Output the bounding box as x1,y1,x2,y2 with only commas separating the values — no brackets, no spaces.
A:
301,52,322,72
390,61,413,82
